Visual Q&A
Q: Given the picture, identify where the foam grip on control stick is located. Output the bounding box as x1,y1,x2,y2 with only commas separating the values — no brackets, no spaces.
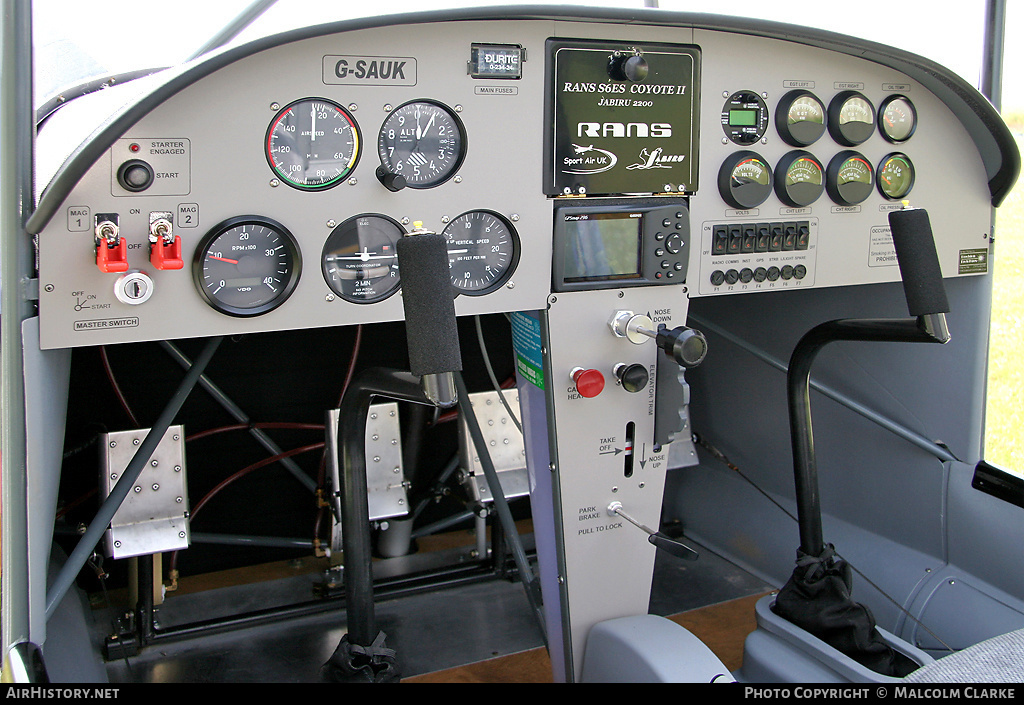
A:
887,208,950,317
396,233,462,376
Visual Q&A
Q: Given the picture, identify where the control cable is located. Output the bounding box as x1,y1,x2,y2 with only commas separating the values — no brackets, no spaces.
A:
474,315,521,433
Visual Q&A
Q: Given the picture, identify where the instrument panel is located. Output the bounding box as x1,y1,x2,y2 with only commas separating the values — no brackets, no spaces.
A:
31,11,1007,350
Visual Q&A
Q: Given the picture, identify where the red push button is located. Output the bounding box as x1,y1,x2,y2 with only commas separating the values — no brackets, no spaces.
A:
570,367,605,398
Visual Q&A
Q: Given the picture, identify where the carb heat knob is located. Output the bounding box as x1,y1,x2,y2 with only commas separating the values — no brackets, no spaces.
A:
570,367,605,398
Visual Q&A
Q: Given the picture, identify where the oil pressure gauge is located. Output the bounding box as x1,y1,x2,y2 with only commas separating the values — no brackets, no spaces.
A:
442,210,520,295
876,153,915,200
377,100,466,189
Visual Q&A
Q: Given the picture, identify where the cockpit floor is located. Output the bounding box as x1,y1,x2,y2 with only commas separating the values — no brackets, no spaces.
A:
98,537,771,683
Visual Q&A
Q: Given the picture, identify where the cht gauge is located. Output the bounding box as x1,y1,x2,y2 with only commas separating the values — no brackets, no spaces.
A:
442,210,520,295
322,214,404,303
826,151,874,205
265,98,361,190
377,100,466,189
193,216,302,317
775,151,824,207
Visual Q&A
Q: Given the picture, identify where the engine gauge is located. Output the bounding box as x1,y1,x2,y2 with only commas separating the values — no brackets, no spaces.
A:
774,151,825,207
828,91,876,146
265,98,361,190
193,216,302,317
878,95,917,143
321,214,404,303
721,91,769,145
826,151,874,205
442,210,520,295
377,100,466,189
718,151,773,209
876,153,915,200
776,90,826,147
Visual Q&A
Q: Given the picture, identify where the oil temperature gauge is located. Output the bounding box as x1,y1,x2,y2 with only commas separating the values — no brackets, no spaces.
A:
826,151,874,205
442,210,520,295
878,95,917,143
876,153,915,200
321,214,404,303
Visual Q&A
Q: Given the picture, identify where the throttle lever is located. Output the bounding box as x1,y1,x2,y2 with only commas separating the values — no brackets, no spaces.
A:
608,501,699,561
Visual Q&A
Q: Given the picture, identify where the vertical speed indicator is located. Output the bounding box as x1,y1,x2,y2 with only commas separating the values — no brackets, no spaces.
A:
442,210,520,295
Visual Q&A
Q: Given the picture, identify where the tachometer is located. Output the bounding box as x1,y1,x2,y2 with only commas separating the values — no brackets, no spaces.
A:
265,98,361,190
193,216,302,317
442,210,520,295
377,100,466,189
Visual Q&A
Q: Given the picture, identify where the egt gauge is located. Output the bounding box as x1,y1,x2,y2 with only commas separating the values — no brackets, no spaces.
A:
193,216,302,317
265,98,361,190
442,210,520,295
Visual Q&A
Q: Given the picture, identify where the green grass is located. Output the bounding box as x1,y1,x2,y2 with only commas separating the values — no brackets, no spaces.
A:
984,127,1024,476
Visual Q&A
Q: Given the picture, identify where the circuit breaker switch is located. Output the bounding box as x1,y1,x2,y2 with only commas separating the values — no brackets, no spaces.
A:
608,310,654,345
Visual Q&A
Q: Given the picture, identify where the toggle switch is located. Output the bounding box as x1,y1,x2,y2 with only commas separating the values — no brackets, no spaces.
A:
149,212,183,270
570,367,605,398
95,214,129,273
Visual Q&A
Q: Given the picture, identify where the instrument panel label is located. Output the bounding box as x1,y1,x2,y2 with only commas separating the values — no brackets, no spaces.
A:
322,55,417,85
546,40,701,196
959,248,989,274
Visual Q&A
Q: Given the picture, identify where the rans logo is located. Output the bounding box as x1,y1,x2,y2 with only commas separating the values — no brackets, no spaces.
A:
576,122,672,138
